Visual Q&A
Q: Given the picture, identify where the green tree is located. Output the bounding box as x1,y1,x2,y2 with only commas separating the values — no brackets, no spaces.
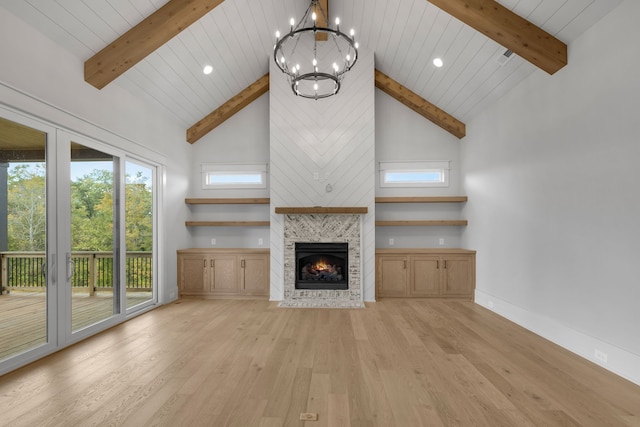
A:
6,164,152,253
125,172,153,252
7,163,46,251
71,169,114,251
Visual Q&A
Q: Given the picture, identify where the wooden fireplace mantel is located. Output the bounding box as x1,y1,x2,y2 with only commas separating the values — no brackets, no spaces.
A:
275,207,368,214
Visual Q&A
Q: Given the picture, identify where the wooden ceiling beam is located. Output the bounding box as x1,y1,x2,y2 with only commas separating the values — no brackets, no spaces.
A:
374,70,466,139
187,73,269,144
189,70,465,142
85,0,225,89
428,0,567,75
314,0,329,41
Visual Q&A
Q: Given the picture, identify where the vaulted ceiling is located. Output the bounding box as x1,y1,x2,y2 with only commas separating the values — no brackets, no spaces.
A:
2,0,622,142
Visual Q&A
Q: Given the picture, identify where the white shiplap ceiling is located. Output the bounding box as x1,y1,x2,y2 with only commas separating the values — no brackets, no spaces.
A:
1,0,622,132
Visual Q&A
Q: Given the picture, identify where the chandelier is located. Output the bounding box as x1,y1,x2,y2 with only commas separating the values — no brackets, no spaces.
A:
274,0,359,99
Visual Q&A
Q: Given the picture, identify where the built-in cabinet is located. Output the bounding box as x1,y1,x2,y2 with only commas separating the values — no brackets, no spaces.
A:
376,249,475,299
177,248,269,298
179,197,476,300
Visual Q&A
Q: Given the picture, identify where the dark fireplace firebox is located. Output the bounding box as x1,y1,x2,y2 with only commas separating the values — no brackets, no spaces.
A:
295,242,348,290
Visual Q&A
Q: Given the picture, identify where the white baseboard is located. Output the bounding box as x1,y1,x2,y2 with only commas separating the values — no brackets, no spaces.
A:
475,290,640,386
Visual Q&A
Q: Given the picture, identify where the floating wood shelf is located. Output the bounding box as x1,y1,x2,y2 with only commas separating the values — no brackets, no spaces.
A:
275,207,368,214
185,221,270,227
185,198,270,205
375,196,467,203
375,220,468,226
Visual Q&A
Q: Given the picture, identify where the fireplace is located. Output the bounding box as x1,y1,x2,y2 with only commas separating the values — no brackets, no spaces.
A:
295,242,348,290
280,213,364,308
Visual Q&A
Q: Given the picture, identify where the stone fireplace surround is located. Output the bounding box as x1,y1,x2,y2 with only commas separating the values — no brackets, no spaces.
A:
279,212,365,308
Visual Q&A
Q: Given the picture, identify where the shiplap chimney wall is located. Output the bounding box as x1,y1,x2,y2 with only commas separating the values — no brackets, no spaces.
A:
269,48,376,302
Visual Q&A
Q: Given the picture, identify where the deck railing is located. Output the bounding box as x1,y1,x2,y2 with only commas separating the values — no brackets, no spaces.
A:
0,251,152,295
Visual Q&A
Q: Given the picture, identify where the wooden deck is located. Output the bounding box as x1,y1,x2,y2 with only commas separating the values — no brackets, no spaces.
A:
0,298,638,426
0,291,152,361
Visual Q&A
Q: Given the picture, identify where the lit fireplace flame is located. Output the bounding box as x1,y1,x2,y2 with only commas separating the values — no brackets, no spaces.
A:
312,259,331,271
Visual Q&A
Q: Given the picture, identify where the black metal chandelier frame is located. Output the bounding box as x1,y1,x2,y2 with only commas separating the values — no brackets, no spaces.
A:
274,0,358,100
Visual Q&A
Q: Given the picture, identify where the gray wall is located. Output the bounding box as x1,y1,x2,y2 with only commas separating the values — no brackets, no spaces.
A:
461,0,640,384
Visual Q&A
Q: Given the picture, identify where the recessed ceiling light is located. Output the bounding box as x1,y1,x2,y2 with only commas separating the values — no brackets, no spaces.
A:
433,58,443,68
203,65,213,75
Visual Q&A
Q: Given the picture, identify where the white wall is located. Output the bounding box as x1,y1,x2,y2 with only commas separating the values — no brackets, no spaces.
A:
375,89,464,249
0,8,191,304
187,94,271,249
462,0,640,384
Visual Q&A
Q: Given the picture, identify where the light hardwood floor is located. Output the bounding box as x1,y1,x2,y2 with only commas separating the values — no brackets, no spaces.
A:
0,298,638,426
0,292,153,360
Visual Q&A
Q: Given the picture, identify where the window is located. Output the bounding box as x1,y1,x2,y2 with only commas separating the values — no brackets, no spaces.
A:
202,163,268,189
379,161,450,188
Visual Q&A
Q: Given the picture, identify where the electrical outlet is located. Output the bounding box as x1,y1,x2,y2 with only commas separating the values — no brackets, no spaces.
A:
389,238,394,246
211,238,216,246
488,300,495,309
313,172,319,180
439,238,445,246
258,238,264,246
594,349,608,364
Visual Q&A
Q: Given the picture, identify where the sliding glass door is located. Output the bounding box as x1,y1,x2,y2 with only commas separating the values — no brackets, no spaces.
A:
125,160,155,310
69,141,119,333
0,108,158,373
0,113,57,364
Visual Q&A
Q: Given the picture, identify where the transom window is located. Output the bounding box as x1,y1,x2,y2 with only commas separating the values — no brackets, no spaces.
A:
379,161,450,188
202,163,268,189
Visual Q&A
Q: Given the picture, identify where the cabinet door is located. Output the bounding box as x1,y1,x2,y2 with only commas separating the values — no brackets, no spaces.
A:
240,254,269,295
377,256,408,297
441,255,474,297
179,254,208,295
211,255,239,293
410,256,440,297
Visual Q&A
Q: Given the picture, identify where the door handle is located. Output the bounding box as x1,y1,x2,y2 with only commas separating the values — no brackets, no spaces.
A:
66,253,75,281
241,259,245,268
42,254,56,285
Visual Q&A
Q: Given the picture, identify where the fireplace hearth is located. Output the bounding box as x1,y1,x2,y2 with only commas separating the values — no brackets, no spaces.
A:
295,242,348,290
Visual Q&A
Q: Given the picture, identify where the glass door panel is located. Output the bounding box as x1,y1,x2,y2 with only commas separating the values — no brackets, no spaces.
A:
125,160,155,310
0,116,51,361
70,144,118,332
